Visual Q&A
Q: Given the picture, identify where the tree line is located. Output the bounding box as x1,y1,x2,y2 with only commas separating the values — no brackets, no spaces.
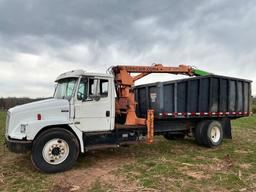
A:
0,96,255,111
253,97,256,105
0,97,50,110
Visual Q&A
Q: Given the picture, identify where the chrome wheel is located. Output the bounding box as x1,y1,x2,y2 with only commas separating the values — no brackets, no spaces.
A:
42,138,70,165
210,126,221,143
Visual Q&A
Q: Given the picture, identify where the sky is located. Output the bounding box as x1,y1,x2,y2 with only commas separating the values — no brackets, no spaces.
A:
0,0,256,98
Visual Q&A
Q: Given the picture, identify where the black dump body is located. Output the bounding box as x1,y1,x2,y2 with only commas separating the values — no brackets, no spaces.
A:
135,75,252,120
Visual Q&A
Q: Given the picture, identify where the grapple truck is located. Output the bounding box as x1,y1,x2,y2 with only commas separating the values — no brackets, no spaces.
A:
5,64,252,173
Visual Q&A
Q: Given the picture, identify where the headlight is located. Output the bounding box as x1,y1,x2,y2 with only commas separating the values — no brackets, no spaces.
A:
20,124,27,133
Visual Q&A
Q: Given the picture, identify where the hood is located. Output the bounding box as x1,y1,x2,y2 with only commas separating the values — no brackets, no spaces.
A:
9,98,69,114
6,98,70,140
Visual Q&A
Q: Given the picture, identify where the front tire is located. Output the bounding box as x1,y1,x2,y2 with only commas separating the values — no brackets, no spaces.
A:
31,128,79,173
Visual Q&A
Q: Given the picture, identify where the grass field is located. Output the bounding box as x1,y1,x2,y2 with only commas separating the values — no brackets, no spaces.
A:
252,105,256,114
0,111,255,192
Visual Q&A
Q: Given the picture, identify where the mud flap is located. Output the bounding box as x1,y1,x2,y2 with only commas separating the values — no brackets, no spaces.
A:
221,118,232,139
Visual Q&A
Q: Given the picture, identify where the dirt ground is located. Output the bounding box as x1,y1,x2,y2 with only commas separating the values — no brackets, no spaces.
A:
50,150,147,192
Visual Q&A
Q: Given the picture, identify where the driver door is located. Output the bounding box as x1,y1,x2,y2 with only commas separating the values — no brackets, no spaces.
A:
74,76,112,132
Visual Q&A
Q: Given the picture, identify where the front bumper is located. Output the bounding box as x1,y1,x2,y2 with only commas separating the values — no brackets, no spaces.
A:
5,136,32,153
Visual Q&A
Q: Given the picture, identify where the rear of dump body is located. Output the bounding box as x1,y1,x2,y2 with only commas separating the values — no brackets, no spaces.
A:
134,75,252,119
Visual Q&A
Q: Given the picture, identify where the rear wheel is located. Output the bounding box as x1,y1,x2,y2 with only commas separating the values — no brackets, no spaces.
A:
31,128,79,173
195,120,223,147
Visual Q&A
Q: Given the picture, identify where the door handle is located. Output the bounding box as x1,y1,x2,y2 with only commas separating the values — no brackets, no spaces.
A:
106,111,110,117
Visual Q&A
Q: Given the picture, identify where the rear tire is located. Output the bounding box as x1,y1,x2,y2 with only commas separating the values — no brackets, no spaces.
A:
195,121,206,145
202,120,223,147
195,120,223,148
31,128,80,173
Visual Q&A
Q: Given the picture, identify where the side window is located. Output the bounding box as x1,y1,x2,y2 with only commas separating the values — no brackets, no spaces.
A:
77,79,88,101
77,78,109,101
89,78,97,97
99,79,108,97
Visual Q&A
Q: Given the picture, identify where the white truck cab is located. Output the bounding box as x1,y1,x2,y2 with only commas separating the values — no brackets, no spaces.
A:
5,70,116,172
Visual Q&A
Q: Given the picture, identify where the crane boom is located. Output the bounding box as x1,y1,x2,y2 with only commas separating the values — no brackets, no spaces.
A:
112,64,195,85
112,64,194,74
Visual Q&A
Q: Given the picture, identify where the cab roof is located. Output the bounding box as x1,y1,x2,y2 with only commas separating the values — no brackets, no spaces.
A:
55,70,113,82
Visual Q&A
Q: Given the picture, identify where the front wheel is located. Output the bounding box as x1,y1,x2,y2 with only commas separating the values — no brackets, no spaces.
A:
31,128,80,173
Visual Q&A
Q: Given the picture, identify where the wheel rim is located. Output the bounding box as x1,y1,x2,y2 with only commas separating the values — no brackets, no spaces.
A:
42,138,70,165
210,126,221,143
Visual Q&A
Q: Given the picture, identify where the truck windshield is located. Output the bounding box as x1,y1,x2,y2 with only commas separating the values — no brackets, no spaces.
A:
54,78,77,100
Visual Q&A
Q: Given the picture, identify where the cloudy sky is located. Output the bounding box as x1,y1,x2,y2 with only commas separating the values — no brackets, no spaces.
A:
0,0,255,98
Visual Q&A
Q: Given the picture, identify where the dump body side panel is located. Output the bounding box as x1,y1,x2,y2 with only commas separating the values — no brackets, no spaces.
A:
135,75,252,119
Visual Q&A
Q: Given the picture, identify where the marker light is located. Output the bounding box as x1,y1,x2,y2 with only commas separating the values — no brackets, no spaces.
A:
37,114,42,120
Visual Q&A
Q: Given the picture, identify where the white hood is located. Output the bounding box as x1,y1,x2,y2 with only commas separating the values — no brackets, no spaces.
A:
7,98,70,140
9,98,69,114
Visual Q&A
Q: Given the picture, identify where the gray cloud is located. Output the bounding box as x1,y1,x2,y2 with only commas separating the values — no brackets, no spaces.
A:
0,0,256,97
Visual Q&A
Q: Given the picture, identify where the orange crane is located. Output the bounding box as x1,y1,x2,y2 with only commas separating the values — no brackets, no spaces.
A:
111,64,203,143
